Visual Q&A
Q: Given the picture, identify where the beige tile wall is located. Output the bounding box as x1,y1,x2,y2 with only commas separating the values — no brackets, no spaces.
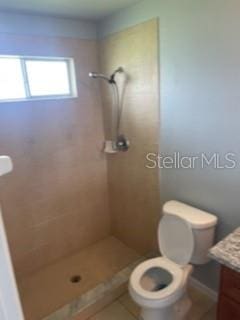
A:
0,19,160,278
100,19,161,254
0,34,111,278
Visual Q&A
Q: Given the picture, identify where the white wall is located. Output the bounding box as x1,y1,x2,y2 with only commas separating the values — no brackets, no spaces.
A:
0,11,97,39
99,0,240,291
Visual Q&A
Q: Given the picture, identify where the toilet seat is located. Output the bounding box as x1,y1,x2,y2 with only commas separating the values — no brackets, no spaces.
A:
129,257,191,309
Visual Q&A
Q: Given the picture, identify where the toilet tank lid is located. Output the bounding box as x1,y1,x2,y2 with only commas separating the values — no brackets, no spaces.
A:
163,201,218,230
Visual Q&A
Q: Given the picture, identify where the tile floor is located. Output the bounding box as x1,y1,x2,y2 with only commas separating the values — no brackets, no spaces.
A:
89,285,217,320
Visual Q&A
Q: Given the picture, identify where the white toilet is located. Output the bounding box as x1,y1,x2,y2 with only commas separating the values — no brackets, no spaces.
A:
129,200,218,320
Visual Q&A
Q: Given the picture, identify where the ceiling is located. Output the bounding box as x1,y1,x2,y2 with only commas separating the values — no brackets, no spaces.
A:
0,0,142,20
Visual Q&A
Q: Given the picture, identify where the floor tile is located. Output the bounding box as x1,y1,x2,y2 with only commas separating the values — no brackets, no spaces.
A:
91,285,216,320
118,292,140,317
89,301,136,320
186,286,216,320
201,306,217,320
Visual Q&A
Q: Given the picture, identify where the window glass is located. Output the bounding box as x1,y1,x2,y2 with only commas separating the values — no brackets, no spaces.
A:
25,60,71,97
0,58,26,100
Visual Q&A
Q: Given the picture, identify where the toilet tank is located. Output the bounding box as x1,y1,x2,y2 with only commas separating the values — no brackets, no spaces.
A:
162,201,218,265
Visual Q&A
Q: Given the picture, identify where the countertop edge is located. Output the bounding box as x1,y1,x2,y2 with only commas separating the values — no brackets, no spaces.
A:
209,227,240,273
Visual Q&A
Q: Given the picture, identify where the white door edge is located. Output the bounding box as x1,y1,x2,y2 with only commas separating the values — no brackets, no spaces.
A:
0,156,24,320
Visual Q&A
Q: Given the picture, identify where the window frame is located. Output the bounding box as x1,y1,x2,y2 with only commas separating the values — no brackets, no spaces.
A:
0,55,78,103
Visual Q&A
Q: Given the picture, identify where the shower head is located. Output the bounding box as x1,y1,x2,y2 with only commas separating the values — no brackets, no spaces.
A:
88,72,97,78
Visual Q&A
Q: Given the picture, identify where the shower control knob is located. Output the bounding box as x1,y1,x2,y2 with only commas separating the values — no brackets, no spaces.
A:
116,135,129,152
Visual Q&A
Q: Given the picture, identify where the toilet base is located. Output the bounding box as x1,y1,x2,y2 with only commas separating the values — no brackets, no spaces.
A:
139,293,192,320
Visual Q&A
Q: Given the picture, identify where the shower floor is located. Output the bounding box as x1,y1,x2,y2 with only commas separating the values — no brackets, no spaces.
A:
17,236,141,320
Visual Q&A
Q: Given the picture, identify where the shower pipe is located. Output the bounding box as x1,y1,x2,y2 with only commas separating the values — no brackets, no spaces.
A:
89,67,129,153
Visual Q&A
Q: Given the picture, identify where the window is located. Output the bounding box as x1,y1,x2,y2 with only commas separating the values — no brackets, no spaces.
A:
0,56,77,102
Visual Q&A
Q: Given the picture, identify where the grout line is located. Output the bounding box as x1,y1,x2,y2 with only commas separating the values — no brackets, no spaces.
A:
117,294,138,319
118,301,138,320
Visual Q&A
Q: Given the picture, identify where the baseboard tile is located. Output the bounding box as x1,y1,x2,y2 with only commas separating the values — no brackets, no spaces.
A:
189,277,218,302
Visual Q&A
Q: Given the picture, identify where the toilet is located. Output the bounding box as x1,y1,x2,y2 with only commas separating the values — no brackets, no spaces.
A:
129,200,218,320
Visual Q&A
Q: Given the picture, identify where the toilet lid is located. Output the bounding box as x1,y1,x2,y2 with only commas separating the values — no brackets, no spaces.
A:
158,214,194,266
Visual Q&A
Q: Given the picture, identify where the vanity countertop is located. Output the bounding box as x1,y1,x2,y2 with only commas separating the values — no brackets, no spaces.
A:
209,227,240,273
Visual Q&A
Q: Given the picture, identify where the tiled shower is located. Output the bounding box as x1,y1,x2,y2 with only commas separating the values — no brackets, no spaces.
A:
0,19,160,320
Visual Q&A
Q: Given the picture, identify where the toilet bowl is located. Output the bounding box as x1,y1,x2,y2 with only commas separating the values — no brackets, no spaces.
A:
130,257,193,308
129,201,218,320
